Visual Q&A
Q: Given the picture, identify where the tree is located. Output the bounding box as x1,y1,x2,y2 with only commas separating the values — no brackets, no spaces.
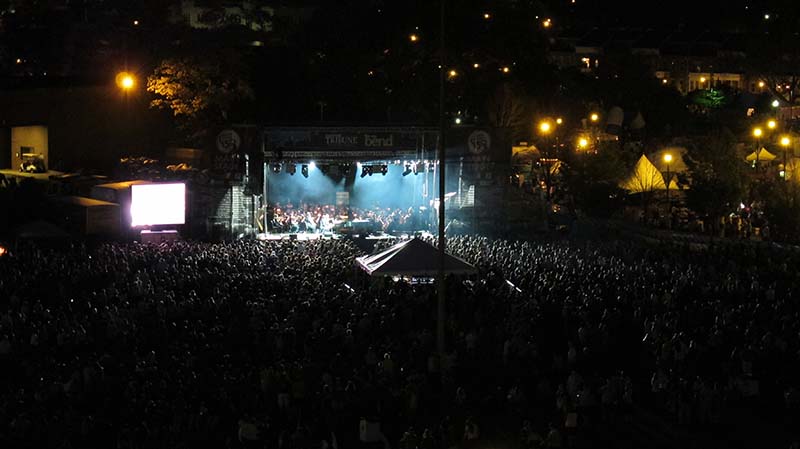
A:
683,128,745,229
486,82,529,142
146,56,253,144
560,140,627,217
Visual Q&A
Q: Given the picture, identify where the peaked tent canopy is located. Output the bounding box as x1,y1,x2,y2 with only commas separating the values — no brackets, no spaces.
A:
620,154,677,193
745,147,777,162
356,238,477,277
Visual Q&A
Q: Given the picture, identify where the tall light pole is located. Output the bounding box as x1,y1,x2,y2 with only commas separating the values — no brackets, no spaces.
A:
663,153,673,227
781,135,791,181
116,71,136,153
753,127,763,166
437,0,447,370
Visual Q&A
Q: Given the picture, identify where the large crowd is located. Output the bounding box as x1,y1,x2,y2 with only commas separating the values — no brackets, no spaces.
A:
1,235,799,448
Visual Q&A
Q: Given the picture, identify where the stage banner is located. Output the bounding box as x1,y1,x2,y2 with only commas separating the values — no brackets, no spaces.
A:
263,127,438,160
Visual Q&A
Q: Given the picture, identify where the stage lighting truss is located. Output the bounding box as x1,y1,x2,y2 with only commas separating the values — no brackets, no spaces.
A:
286,163,297,175
360,165,372,178
301,164,309,178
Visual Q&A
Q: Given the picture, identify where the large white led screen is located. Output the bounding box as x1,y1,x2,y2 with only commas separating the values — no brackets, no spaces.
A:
130,183,186,227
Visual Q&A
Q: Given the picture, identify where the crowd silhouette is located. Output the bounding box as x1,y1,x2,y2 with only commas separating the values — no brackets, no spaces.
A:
1,236,799,448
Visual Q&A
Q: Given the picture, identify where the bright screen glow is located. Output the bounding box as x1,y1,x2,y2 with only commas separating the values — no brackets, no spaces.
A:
131,183,186,227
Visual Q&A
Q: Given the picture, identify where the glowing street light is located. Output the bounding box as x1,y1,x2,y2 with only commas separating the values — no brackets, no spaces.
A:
556,117,563,125
473,63,480,69
448,69,458,78
664,153,673,223
501,66,510,73
753,127,764,166
409,34,419,42
768,119,777,130
538,121,552,134
578,137,589,149
542,18,552,28
781,135,791,181
589,113,599,123
758,81,765,89
772,99,781,108
116,71,135,90
483,12,491,19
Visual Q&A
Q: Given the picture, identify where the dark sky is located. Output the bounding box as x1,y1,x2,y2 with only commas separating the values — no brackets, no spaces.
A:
559,0,777,29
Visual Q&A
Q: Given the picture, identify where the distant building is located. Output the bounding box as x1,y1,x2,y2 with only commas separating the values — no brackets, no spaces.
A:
548,27,779,97
169,0,275,31
0,81,169,172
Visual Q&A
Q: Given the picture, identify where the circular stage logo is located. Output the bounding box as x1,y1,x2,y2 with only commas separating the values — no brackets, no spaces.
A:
216,129,241,154
468,130,491,155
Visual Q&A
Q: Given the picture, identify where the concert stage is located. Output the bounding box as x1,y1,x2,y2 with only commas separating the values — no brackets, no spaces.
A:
256,231,431,241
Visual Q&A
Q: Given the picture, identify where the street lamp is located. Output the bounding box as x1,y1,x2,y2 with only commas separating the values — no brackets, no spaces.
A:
772,99,781,108
539,120,552,134
590,113,599,123
663,153,673,226
753,127,763,166
578,137,589,150
781,135,791,181
768,119,777,130
116,71,135,90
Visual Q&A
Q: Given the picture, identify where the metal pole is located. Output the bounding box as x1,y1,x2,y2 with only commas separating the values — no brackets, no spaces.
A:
437,0,447,367
666,163,670,227
262,132,269,234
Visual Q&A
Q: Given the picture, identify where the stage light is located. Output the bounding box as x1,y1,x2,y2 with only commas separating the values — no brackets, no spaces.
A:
309,161,317,171
301,164,309,178
271,163,282,173
380,165,388,176
361,165,372,178
286,163,296,175
341,163,351,175
402,163,413,176
413,162,420,175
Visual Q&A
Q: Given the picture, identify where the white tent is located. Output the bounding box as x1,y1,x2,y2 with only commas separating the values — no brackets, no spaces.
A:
745,147,777,162
620,154,678,193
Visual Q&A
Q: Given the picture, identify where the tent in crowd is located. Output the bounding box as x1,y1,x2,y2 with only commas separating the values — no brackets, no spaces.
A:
620,154,678,193
745,147,777,162
356,238,477,277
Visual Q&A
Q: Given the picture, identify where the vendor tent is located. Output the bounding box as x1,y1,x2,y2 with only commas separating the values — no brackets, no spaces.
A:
620,154,678,193
356,238,477,277
746,148,777,162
